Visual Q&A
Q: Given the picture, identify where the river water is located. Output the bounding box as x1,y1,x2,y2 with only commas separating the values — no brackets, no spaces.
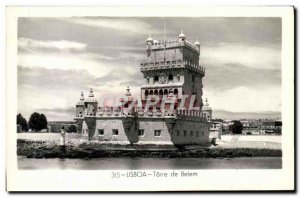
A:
18,156,281,170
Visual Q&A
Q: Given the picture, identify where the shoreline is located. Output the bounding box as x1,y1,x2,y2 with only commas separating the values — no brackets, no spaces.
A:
17,139,282,159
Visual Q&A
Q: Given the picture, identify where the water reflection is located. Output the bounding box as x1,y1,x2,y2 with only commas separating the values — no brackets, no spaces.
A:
18,156,282,170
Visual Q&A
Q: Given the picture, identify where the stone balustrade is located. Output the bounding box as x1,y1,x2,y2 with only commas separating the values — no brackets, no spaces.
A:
140,59,182,68
140,60,205,75
80,107,208,122
150,40,199,52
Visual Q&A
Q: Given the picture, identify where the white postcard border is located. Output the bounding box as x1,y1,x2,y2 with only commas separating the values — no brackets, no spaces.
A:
6,6,294,191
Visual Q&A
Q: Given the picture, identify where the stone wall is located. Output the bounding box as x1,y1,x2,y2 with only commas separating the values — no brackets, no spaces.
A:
136,118,173,143
172,119,211,144
147,47,183,63
84,117,211,145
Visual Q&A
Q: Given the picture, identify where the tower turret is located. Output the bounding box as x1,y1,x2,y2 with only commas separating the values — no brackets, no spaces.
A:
194,40,200,53
146,34,153,57
202,98,212,121
124,86,135,110
76,92,85,118
146,34,154,46
178,30,186,42
84,88,98,116
125,86,132,97
74,92,86,133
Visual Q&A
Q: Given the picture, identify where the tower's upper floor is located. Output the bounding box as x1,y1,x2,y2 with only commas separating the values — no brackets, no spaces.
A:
140,31,205,76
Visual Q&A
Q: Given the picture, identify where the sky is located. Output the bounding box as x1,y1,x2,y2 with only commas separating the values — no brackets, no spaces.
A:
17,17,282,121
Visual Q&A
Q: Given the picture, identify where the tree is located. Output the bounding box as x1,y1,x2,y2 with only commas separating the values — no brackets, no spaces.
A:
39,114,48,130
68,125,77,133
28,112,48,131
16,113,28,131
231,120,243,134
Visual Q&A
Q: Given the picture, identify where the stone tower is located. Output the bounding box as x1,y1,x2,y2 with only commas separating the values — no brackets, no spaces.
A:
75,92,85,118
140,31,205,109
75,92,85,133
84,88,98,140
84,88,98,116
202,98,212,121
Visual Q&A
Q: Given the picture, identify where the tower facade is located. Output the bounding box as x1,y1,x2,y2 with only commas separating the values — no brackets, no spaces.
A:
140,31,205,109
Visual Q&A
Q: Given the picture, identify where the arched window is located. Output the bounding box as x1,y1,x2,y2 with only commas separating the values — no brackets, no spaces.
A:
159,89,163,95
174,89,178,96
145,90,149,97
168,74,173,81
164,89,168,95
149,90,154,95
154,90,158,95
154,76,159,82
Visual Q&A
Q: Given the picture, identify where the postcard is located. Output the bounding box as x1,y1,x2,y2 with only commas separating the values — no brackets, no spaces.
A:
6,6,294,191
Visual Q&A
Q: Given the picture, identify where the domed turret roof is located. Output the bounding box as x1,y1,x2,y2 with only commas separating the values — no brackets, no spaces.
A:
194,40,200,46
76,92,85,106
85,88,98,103
202,98,212,111
146,34,153,42
125,86,132,97
178,30,186,38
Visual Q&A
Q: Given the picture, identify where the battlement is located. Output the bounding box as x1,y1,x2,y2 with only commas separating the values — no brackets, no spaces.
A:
76,106,208,122
140,59,205,75
149,40,199,52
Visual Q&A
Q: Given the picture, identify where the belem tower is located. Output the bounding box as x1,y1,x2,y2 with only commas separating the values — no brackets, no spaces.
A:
74,31,213,145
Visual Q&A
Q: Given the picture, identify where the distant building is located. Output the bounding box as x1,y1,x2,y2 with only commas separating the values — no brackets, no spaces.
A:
202,98,212,121
238,119,282,135
221,121,234,135
260,120,282,135
242,120,261,135
209,121,222,139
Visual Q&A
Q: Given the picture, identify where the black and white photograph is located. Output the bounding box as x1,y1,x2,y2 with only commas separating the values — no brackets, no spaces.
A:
6,6,294,191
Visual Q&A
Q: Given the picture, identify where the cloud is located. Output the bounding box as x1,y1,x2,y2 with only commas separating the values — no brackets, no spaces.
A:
117,51,144,61
201,43,281,70
17,37,144,79
17,66,143,120
18,51,113,77
18,37,87,51
36,107,75,121
203,63,281,91
166,17,281,46
58,17,162,35
18,66,99,90
203,85,281,113
17,37,118,78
